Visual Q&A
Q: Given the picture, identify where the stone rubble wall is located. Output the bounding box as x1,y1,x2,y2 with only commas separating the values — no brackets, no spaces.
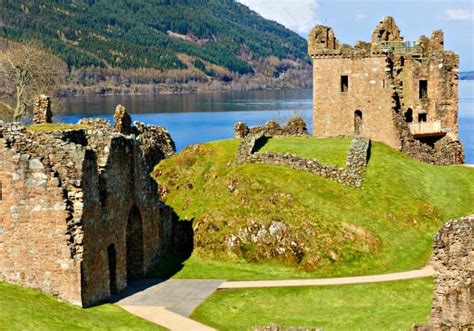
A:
32,95,52,124
0,122,86,305
234,117,308,139
0,111,190,307
429,216,473,330
386,54,464,166
236,130,370,188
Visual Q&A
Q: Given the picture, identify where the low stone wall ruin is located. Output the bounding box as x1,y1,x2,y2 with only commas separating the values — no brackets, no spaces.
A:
236,125,371,188
234,117,308,139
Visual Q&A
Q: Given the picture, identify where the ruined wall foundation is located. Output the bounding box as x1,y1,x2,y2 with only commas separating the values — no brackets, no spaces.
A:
235,119,370,188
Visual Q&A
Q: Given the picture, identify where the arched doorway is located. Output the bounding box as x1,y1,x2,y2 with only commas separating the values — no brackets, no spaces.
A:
126,205,144,282
354,110,363,135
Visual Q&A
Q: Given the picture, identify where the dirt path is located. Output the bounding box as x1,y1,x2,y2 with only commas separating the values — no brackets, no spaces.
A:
218,266,434,289
116,267,434,330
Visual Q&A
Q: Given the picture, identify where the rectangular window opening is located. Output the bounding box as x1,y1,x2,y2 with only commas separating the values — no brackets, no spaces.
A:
419,80,428,99
0,181,2,201
341,75,349,92
418,113,427,122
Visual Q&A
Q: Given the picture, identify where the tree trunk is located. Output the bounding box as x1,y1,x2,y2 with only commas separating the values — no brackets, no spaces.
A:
13,85,25,121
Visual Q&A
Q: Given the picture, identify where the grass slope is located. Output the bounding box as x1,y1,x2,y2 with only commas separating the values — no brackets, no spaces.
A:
191,278,434,331
0,281,166,330
154,137,474,279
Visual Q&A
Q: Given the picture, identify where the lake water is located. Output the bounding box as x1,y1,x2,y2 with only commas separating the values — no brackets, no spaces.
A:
60,81,474,163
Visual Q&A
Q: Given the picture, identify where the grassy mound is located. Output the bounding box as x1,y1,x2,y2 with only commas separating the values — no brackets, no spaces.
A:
0,281,164,330
191,278,434,330
153,137,473,279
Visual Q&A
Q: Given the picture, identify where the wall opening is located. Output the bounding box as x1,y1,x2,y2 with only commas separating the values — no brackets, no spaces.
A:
419,80,428,99
354,110,363,135
126,205,144,282
107,244,118,294
418,113,427,122
341,75,349,92
405,108,413,123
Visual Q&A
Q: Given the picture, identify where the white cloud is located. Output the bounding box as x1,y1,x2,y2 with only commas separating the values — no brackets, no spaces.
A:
355,13,368,20
237,0,319,34
444,9,474,21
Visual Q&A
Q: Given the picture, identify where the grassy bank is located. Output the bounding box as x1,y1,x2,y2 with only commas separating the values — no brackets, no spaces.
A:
191,278,434,331
0,282,165,330
154,137,473,279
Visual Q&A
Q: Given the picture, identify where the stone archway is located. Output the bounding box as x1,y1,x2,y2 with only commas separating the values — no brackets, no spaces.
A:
126,205,144,282
354,110,363,135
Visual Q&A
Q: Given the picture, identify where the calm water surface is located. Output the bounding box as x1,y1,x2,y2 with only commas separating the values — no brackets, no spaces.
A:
60,81,474,163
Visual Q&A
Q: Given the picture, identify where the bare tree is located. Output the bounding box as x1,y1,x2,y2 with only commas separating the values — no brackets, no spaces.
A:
0,39,66,121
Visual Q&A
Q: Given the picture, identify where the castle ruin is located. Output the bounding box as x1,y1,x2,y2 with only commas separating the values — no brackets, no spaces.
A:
0,106,192,307
308,17,464,165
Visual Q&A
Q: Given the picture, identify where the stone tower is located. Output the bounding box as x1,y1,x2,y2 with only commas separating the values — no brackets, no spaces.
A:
308,16,464,165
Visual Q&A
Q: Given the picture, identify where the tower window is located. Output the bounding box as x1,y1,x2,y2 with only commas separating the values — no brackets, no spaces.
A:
419,80,428,99
418,113,427,122
341,75,349,92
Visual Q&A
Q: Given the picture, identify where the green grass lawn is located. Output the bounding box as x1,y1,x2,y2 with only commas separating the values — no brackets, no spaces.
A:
259,136,351,167
154,137,474,279
191,278,434,331
0,281,166,331
27,123,94,132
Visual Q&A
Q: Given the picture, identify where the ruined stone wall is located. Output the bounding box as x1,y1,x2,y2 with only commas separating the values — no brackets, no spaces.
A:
234,117,308,139
0,123,85,305
237,133,370,188
79,126,185,307
396,48,459,137
0,115,191,307
312,56,400,149
429,216,473,330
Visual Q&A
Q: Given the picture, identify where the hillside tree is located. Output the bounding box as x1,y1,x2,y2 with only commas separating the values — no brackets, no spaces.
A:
0,39,66,121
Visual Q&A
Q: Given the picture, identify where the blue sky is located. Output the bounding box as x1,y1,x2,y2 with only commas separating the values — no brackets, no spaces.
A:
238,0,474,71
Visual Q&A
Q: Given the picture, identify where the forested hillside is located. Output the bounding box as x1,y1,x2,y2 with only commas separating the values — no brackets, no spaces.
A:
0,0,312,95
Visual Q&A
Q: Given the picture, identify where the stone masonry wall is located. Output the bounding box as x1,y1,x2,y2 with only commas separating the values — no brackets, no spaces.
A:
234,117,308,139
0,108,191,307
32,95,52,124
0,123,86,305
236,131,370,188
429,216,473,329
